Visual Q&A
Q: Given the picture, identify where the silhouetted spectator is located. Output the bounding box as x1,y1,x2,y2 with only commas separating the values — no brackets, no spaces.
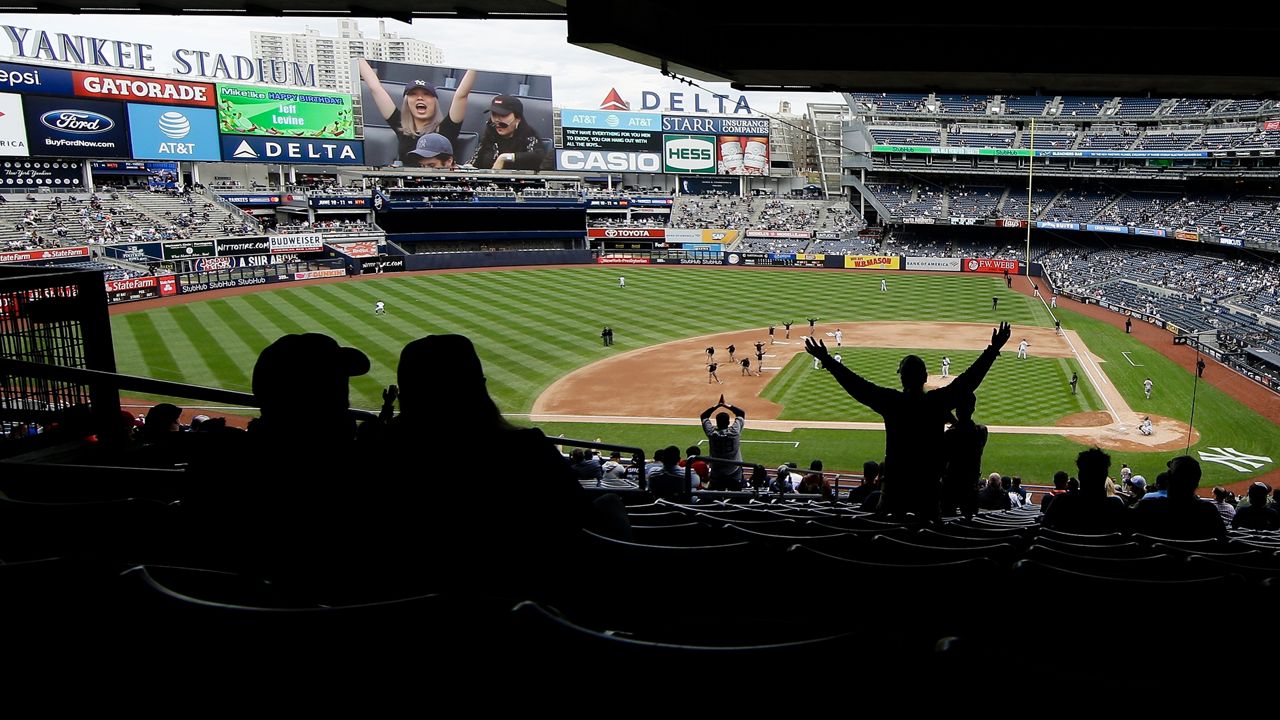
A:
1040,471,1070,515
795,460,832,500
251,333,370,446
806,322,1011,519
1232,482,1279,530
1138,472,1169,502
700,396,746,488
1211,486,1237,524
941,393,986,517
140,402,182,443
1042,448,1129,533
978,472,1012,510
847,460,880,504
1131,456,1225,539
648,446,688,500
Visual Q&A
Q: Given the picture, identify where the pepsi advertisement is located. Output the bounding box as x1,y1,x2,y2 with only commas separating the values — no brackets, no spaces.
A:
0,61,74,97
23,95,129,158
127,103,221,161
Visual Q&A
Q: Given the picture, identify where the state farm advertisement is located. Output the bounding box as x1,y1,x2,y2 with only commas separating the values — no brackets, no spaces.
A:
157,274,177,296
843,255,901,270
104,276,157,293
587,228,666,239
0,246,90,264
964,258,1021,273
72,71,215,107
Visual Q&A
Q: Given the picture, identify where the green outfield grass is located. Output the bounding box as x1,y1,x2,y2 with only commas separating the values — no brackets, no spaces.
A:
760,348,1106,425
108,265,1280,482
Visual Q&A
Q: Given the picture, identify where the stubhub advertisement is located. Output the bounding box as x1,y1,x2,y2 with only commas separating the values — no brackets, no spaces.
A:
127,104,220,161
22,95,129,158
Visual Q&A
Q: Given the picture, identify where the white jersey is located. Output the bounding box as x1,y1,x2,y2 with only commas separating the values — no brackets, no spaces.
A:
835,329,843,345
374,301,385,313
618,276,626,287
1144,379,1153,393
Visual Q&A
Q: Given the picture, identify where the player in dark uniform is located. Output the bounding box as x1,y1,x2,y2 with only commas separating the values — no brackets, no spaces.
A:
768,325,775,344
754,340,765,356
807,317,819,335
992,297,998,311
706,346,715,361
1197,358,1205,378
784,321,793,339
727,344,736,362
740,357,752,376
756,348,765,371
707,362,722,384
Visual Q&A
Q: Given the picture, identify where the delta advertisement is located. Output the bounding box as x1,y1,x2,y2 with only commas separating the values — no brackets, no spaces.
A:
356,58,554,169
905,256,962,272
844,255,901,270
963,257,1021,273
216,84,354,139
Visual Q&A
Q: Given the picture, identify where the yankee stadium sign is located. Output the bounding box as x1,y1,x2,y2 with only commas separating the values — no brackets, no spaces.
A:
2,25,317,87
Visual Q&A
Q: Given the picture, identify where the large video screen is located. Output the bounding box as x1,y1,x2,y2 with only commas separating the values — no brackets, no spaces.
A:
355,59,553,169
557,109,771,175
216,84,354,139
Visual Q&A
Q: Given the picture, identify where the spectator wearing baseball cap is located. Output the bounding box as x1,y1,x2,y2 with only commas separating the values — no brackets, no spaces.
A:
407,133,456,169
357,58,476,166
252,332,370,445
473,94,549,171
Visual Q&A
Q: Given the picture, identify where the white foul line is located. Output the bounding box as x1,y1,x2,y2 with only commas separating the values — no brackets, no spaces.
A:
1122,351,1143,367
1038,291,1120,424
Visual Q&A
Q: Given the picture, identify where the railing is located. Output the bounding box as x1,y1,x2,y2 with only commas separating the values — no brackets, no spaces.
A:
201,188,263,234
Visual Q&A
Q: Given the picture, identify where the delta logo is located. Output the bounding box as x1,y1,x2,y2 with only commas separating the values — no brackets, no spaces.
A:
599,88,629,111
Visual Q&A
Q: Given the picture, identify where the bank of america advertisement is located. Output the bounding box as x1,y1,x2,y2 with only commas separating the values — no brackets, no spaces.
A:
0,93,29,156
216,84,354,139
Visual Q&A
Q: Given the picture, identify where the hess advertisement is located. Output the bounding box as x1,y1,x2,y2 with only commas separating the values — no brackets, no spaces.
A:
217,83,354,139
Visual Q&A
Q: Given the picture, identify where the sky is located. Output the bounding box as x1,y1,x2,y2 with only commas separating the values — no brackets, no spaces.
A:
0,15,843,116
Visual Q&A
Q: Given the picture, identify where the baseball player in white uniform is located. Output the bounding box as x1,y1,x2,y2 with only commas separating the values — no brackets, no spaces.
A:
941,356,951,378
1017,339,1029,359
618,275,626,288
813,354,822,370
374,301,386,315
1144,377,1153,399
1050,294,1058,309
834,328,843,347
880,278,888,292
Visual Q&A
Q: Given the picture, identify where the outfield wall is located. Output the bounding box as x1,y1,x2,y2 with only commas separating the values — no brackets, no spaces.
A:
394,249,592,272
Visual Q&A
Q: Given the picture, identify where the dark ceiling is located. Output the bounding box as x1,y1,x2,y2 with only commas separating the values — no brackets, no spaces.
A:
4,1,1277,96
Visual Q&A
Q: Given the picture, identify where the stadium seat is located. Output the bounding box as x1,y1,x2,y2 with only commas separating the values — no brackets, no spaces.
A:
1028,537,1155,559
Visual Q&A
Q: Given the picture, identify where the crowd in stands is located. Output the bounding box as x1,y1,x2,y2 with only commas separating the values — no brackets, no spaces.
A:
669,196,751,229
273,219,377,235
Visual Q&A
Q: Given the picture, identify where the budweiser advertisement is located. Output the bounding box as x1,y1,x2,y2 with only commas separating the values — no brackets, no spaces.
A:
587,228,666,239
963,258,1021,274
269,233,324,254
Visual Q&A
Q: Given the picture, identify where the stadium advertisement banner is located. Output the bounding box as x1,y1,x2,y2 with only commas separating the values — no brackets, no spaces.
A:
747,230,811,239
193,256,236,272
1218,237,1244,247
949,217,980,226
631,197,674,207
596,256,652,265
126,104,221,161
844,255,900,270
963,257,1020,274
104,276,157,293
587,197,628,208
905,256,962,272
220,135,364,165
269,233,324,253
663,134,716,174
1038,149,1208,159
679,243,723,253
178,275,284,294
702,229,738,244
73,71,215,108
330,241,379,258
362,255,405,273
815,232,841,240
556,149,661,172
1134,227,1167,237
1037,221,1079,231
716,135,769,176
997,218,1027,228
220,193,281,206
22,96,129,158
103,242,162,262
588,228,665,239
0,61,74,96
162,240,215,260
903,216,933,225
215,237,270,255
0,92,29,156
562,109,661,132
661,116,771,136
1266,120,1280,131
1174,230,1200,242
356,59,553,169
769,253,796,261
0,245,89,263
311,196,368,208
796,253,826,261
216,84,353,139
679,176,739,195
294,268,346,280
563,126,661,153
0,158,83,188
1086,223,1131,235
664,228,701,243
158,274,177,296
198,254,299,270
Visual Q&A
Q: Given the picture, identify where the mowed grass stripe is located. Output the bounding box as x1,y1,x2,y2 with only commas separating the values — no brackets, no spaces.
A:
116,312,182,380
271,289,400,401
205,298,274,356
166,305,251,390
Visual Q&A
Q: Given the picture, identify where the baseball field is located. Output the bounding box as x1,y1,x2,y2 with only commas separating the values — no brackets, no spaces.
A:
108,265,1280,487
